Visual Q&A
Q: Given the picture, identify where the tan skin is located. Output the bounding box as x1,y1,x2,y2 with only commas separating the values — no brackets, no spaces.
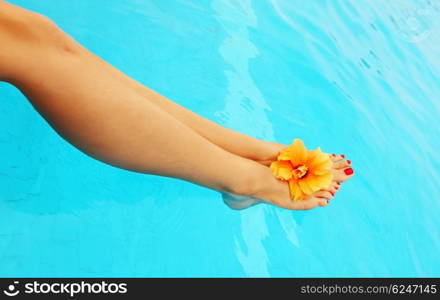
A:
0,1,354,210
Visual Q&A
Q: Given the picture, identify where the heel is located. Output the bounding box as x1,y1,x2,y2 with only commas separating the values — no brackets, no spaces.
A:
221,192,263,210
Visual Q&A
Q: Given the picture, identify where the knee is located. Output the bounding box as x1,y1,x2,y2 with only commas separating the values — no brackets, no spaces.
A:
0,6,78,81
0,5,77,53
0,5,49,38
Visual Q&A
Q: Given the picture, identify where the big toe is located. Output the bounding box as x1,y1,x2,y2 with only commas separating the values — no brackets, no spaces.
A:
332,167,354,183
333,159,351,170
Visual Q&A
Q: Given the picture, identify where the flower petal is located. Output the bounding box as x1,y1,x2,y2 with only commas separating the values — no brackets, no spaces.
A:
298,179,315,195
270,160,293,180
289,180,305,201
274,139,334,202
307,148,332,174
307,148,330,164
308,172,333,189
303,176,322,193
278,139,307,165
312,168,331,176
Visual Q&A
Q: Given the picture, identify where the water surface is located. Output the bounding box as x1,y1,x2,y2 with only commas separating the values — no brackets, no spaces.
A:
0,0,439,277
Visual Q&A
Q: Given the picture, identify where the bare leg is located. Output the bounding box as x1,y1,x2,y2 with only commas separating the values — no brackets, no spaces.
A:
1,1,353,173
0,3,353,210
63,32,353,174
75,50,281,164
16,18,279,164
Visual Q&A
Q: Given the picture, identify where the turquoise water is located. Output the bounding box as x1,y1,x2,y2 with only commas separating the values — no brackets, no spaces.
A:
1,0,440,277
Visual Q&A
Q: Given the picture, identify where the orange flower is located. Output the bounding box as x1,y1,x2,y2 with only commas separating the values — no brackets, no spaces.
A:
270,139,333,201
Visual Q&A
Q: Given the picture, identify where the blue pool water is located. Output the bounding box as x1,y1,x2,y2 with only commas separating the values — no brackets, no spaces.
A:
1,0,439,277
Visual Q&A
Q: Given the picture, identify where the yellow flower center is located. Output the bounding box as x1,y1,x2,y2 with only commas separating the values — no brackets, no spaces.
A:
292,165,308,179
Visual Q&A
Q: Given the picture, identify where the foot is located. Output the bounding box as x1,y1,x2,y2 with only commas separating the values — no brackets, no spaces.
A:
222,165,350,210
257,142,354,183
223,148,354,210
329,154,354,183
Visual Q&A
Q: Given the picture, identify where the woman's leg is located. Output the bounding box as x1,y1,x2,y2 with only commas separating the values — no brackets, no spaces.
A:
69,47,282,164
0,6,345,210
1,1,352,172
65,33,352,171
0,3,353,210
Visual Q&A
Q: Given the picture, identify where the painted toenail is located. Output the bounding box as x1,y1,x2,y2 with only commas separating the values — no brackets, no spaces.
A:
330,192,334,196
341,154,345,158
347,160,351,164
331,154,336,157
337,182,341,185
344,168,354,175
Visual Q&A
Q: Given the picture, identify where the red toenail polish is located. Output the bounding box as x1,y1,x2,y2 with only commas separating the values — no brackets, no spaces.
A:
341,154,345,158
331,192,334,196
344,168,354,175
331,154,336,157
347,160,351,164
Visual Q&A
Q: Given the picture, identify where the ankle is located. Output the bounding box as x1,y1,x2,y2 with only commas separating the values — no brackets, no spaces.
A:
257,141,285,161
227,164,272,197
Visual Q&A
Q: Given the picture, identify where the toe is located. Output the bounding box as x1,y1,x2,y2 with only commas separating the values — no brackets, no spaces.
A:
325,182,339,194
333,181,341,192
329,154,345,162
287,188,336,210
318,198,330,207
315,190,334,200
332,167,355,182
290,196,327,210
333,160,351,169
